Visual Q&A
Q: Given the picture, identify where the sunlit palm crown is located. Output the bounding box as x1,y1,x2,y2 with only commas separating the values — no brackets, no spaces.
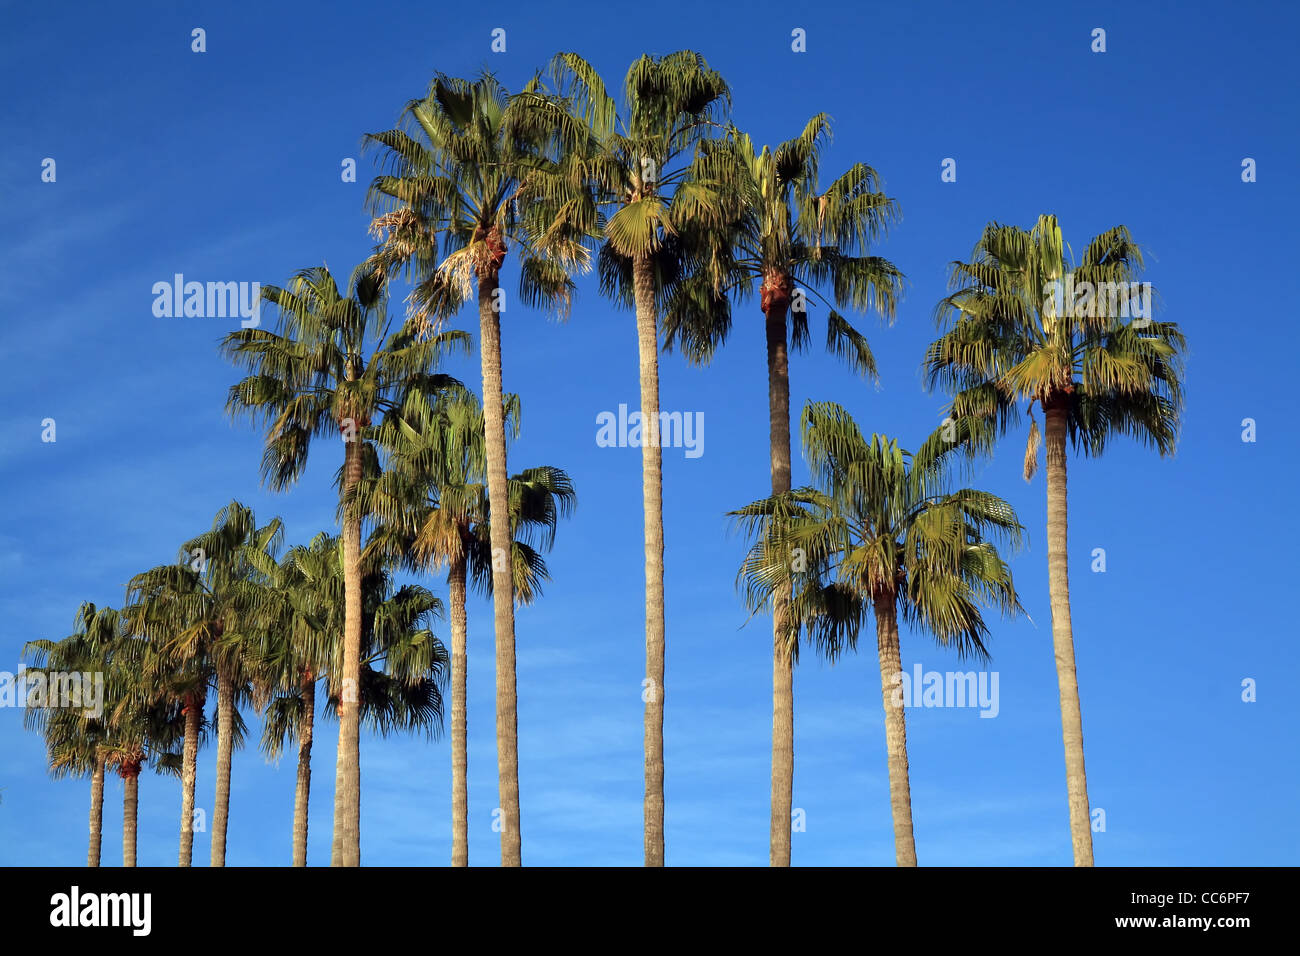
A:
221,265,469,492
732,402,1023,661
121,501,287,753
363,71,593,330
661,115,904,369
525,51,734,307
923,214,1186,474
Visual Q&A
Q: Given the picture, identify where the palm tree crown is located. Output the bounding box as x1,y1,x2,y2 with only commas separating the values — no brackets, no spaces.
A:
733,402,1023,662
924,213,1185,468
663,115,904,371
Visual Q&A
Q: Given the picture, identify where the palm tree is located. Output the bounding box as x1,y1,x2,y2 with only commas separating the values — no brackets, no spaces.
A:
124,502,279,867
123,559,211,866
26,604,183,868
222,265,465,866
106,656,184,869
922,214,1186,866
364,388,576,866
251,530,450,866
543,50,732,866
246,538,334,867
364,71,590,866
178,500,283,867
23,603,114,867
732,401,1023,865
663,116,903,865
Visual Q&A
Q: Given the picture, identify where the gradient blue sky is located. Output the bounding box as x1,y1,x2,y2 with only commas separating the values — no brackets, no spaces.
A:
2,0,1297,866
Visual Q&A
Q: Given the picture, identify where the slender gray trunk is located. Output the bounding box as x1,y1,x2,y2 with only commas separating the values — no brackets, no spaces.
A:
1045,403,1094,866
332,435,364,866
179,690,202,867
765,295,794,867
874,596,917,866
211,668,234,866
293,672,315,867
87,752,104,867
632,252,666,867
123,760,140,867
478,266,522,867
450,555,469,867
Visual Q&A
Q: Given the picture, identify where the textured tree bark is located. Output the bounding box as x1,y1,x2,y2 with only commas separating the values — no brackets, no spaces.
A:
179,690,202,867
1045,403,1094,866
764,291,794,867
332,433,364,866
292,672,315,867
449,554,470,867
874,596,917,866
122,760,140,867
632,252,666,867
478,269,522,867
211,668,234,867
87,753,104,868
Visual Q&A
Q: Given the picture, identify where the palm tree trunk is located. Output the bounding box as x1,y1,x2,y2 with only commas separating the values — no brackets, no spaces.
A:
478,269,521,867
449,554,470,867
332,434,365,866
874,596,917,866
211,668,234,866
1044,403,1094,866
122,760,139,867
632,252,666,867
87,752,104,867
179,689,202,867
292,671,315,867
765,294,794,867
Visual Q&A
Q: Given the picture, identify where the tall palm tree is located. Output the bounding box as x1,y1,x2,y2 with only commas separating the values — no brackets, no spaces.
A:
124,557,213,866
246,538,334,867
364,71,590,866
364,388,576,866
252,530,449,866
663,116,903,865
732,401,1023,865
109,683,184,868
26,604,183,868
178,500,283,867
123,502,279,868
103,624,185,868
222,265,465,866
23,603,114,867
922,214,1186,866
544,50,732,866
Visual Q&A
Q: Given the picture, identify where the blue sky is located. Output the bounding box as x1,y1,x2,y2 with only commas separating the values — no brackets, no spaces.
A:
2,0,1297,866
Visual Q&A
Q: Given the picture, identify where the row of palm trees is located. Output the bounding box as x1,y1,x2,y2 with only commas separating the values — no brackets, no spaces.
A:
26,390,575,866
28,49,1185,866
